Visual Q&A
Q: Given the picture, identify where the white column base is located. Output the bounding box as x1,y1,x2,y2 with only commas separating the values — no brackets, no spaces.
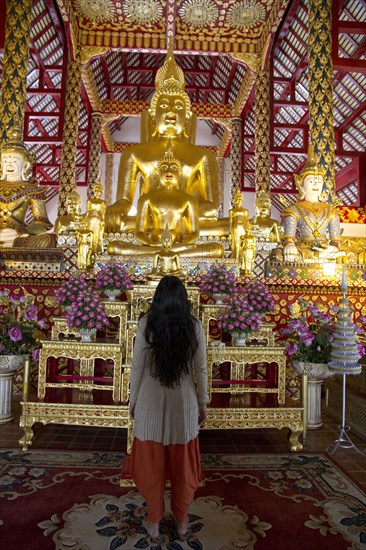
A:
0,372,16,424
307,378,323,429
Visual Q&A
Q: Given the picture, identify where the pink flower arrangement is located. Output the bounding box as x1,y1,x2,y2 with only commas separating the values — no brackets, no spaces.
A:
278,298,336,363
242,280,276,317
65,291,109,331
55,273,91,309
0,289,46,355
217,292,262,336
95,261,133,293
199,264,237,296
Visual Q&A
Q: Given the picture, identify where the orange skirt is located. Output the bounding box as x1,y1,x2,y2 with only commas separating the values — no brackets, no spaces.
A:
130,437,202,523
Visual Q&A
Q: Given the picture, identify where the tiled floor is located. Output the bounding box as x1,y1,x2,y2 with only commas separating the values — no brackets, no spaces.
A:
1,402,365,490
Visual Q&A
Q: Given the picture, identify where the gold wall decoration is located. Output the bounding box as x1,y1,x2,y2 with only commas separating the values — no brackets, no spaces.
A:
226,1,266,31
105,153,114,206
255,69,270,195
87,112,102,195
0,0,32,143
178,0,219,27
231,118,243,201
308,0,335,201
75,0,115,22
122,0,163,25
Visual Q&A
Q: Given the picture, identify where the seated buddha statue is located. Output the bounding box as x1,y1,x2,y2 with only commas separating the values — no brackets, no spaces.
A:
149,229,183,277
82,181,106,253
108,144,223,258
249,191,281,243
54,189,83,235
105,39,229,239
281,144,343,262
0,126,53,247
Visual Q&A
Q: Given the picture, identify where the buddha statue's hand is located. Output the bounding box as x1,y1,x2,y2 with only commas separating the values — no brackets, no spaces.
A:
104,201,128,233
284,243,300,262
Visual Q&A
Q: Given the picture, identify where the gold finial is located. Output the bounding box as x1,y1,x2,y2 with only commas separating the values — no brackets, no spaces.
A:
155,36,185,92
1,125,33,163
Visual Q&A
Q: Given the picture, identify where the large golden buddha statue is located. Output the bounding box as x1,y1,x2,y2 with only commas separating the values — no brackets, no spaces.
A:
281,145,343,262
105,40,229,241
108,143,223,257
0,126,53,247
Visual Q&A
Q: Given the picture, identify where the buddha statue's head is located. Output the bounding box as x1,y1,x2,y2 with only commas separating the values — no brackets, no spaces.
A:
0,126,34,183
65,189,82,216
148,39,194,141
255,191,272,217
294,144,325,201
233,189,243,208
158,143,182,190
93,181,104,198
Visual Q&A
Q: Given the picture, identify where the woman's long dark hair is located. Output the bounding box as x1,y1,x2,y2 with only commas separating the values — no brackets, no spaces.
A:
144,275,198,388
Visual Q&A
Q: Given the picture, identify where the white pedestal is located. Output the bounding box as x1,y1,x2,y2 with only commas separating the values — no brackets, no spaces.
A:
307,379,323,429
0,372,16,423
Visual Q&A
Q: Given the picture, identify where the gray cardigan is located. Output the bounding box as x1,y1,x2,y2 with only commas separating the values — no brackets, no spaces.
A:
129,316,209,445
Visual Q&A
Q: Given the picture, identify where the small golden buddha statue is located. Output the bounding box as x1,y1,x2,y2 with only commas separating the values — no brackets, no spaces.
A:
281,144,343,262
229,189,249,260
149,229,183,277
0,126,53,246
54,189,82,235
82,181,106,253
105,39,229,238
76,220,94,270
250,191,281,243
240,223,256,276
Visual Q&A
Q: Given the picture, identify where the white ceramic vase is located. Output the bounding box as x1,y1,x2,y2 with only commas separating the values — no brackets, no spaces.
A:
104,289,120,301
231,331,248,347
79,328,97,342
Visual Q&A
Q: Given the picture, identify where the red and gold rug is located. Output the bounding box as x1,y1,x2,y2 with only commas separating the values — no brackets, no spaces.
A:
0,450,365,549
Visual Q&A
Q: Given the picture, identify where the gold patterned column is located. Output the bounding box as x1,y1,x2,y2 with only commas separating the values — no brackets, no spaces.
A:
217,156,225,215
255,69,270,195
104,153,114,205
0,0,32,143
308,0,335,200
58,53,82,216
231,117,242,203
87,112,102,198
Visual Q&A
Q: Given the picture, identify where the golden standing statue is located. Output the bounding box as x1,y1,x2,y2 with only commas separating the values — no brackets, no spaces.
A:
281,144,343,262
229,190,249,260
0,126,53,247
82,181,106,253
105,40,229,242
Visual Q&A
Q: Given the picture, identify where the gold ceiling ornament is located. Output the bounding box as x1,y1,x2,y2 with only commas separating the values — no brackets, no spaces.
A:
178,0,219,27
122,0,163,25
226,1,266,30
75,0,115,21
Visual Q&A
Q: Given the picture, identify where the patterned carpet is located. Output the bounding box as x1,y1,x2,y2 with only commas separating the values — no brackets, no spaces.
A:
0,450,365,549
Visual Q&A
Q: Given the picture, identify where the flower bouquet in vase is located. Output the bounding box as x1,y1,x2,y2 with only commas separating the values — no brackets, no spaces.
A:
65,291,109,342
217,292,262,346
242,280,276,345
95,261,133,301
199,263,237,304
55,273,91,312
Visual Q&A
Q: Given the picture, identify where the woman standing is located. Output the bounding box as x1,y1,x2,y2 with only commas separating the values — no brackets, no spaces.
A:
129,275,208,541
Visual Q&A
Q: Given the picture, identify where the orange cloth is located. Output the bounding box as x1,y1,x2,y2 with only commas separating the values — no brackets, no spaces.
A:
131,436,203,523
